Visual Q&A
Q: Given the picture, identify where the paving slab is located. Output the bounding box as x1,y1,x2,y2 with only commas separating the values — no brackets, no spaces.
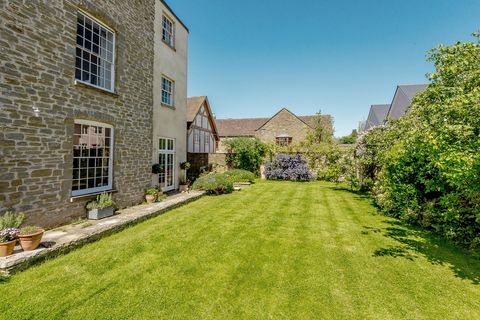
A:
0,191,204,275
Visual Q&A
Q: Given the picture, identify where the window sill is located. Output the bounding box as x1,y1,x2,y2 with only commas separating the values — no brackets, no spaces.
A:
74,80,118,97
69,189,117,203
161,103,176,110
161,39,176,51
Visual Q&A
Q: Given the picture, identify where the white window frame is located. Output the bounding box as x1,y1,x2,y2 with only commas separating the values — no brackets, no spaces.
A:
72,119,114,196
161,76,174,107
276,137,292,147
162,14,175,48
75,10,116,92
158,137,175,192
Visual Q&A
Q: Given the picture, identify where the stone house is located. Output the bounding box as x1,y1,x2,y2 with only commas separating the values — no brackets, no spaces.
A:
0,0,188,228
215,108,332,154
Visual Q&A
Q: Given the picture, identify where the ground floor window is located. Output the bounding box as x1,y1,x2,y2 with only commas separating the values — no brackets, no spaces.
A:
159,137,175,191
72,120,113,196
276,136,292,147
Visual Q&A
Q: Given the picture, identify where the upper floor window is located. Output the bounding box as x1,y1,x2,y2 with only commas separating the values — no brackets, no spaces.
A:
72,120,114,196
162,15,175,47
76,11,115,92
276,136,292,147
161,76,174,106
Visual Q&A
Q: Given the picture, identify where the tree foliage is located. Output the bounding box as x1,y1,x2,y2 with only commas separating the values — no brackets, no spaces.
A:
225,138,266,174
356,33,480,248
338,129,358,144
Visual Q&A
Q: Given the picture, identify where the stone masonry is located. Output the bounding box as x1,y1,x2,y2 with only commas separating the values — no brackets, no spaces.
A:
0,1,155,228
254,109,312,144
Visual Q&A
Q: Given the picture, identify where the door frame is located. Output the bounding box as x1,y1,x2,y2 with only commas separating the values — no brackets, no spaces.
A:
158,137,175,192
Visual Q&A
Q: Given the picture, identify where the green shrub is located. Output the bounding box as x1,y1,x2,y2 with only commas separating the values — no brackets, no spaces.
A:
364,33,480,248
145,187,159,196
223,169,256,183
225,138,266,174
191,173,234,195
86,193,115,210
0,211,25,229
19,226,43,235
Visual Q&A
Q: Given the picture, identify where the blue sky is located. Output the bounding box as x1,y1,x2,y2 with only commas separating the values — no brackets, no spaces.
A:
168,0,480,136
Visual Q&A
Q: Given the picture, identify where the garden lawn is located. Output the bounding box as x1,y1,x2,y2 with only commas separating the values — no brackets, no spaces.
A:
1,181,480,319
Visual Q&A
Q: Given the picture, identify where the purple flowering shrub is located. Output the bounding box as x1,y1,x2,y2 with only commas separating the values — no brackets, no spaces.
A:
264,154,314,181
0,228,19,243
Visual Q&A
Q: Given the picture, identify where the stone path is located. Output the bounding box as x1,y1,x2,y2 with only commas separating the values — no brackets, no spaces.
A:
0,190,204,274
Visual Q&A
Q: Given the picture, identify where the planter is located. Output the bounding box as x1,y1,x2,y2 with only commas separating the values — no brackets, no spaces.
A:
0,239,16,257
88,206,115,220
18,229,44,251
179,185,189,193
145,194,156,204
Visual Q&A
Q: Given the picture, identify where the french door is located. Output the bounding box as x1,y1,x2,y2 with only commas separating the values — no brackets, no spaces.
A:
159,138,175,191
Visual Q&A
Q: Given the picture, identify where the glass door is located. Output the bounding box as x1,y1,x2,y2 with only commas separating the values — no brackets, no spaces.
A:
159,138,175,191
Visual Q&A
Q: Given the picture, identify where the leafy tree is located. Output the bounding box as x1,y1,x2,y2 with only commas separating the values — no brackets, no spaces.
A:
306,111,334,144
370,33,480,248
225,138,266,174
338,129,358,144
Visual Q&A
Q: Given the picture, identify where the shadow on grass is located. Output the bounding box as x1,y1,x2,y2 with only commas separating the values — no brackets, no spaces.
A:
364,220,480,285
330,186,378,206
327,183,480,284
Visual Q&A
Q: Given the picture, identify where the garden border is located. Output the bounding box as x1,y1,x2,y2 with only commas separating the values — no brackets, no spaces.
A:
0,191,205,275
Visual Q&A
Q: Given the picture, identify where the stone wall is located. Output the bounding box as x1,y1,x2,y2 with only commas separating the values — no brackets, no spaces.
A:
254,109,311,144
0,0,155,228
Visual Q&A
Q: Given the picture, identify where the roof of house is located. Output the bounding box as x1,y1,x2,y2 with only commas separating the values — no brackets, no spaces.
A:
398,84,428,101
186,96,206,122
216,108,331,137
387,84,428,119
160,0,189,33
216,117,269,137
364,104,390,130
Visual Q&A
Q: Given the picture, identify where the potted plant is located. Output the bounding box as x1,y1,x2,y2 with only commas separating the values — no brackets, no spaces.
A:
0,210,25,230
86,193,116,220
0,228,19,257
180,161,191,170
145,187,158,204
18,226,45,251
179,178,190,193
152,163,161,174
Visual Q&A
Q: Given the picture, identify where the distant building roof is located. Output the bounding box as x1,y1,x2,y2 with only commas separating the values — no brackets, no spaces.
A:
387,84,428,119
364,104,390,130
216,117,269,137
216,108,331,137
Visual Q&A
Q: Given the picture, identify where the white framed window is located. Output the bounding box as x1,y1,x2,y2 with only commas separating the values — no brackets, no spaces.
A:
75,10,115,92
276,137,292,147
72,120,114,196
158,137,175,191
162,15,175,47
161,76,174,106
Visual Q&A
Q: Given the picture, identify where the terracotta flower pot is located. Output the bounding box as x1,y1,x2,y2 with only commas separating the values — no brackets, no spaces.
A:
145,194,156,204
0,239,16,257
18,229,44,251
